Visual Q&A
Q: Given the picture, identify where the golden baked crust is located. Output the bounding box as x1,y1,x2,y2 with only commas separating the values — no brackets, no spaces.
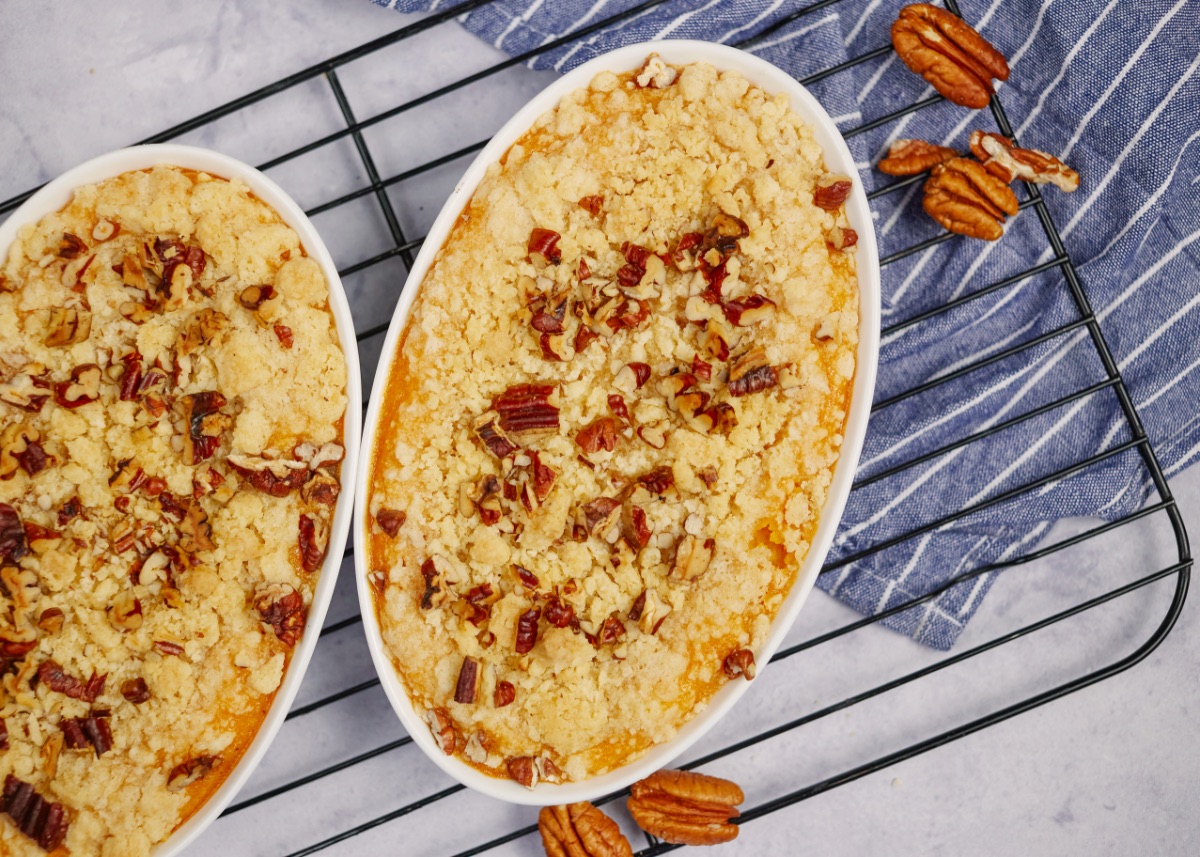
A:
366,58,858,785
0,166,347,855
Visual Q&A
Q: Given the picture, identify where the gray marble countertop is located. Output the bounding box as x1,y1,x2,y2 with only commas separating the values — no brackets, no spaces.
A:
2,2,1197,855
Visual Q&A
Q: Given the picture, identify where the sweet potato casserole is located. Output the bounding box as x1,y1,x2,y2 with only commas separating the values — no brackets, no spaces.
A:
0,166,347,854
366,56,859,786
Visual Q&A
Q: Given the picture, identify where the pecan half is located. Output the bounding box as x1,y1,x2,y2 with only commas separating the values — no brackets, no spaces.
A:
1,774,69,850
255,582,306,647
878,138,960,175
492,384,559,438
167,755,217,792
968,130,1080,191
892,3,1010,109
628,769,744,846
540,802,633,857
923,157,1020,240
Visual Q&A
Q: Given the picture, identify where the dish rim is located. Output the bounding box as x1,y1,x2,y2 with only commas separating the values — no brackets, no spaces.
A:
0,143,363,855
353,39,881,806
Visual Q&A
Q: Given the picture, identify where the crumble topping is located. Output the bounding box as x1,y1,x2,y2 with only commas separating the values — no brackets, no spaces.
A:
366,57,858,784
0,166,347,855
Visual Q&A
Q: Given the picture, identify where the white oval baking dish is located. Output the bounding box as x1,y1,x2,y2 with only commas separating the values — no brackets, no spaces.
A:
354,39,880,806
0,143,362,855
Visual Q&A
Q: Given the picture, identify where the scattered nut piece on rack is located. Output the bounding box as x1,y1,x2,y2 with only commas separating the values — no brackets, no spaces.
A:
878,138,961,176
891,3,1009,108
539,802,633,857
627,769,744,846
923,157,1019,241
969,130,1080,191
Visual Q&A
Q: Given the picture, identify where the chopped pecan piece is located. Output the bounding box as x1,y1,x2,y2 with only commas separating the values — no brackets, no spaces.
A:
37,660,105,702
671,535,715,582
622,505,652,550
0,504,28,564
37,608,64,634
636,421,668,450
582,497,622,542
528,228,563,267
728,348,777,397
226,454,309,497
57,233,87,259
0,367,51,412
539,802,633,857
153,641,185,657
177,308,228,356
828,226,859,251
515,607,541,655
968,130,1080,191
453,656,481,704
1,774,70,850
576,417,617,454
238,284,276,311
543,594,575,629
121,677,151,704
578,195,604,216
298,514,326,572
723,648,757,680
301,471,340,507
255,582,306,647
474,415,518,459
110,591,143,632
634,52,678,88
180,499,215,552
61,711,113,757
273,324,295,348
531,451,556,502
423,707,457,755
0,719,6,752
627,769,744,846
507,755,539,789
53,363,102,409
0,425,48,480
878,138,960,175
180,392,229,465
167,755,217,792
531,290,569,333
376,508,406,537
892,3,1010,109
695,402,738,435
43,307,92,347
923,156,1020,240
722,294,776,326
493,680,516,708
813,174,854,211
92,220,118,241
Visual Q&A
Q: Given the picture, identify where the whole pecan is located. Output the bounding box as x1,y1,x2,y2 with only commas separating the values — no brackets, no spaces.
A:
923,157,1019,240
892,4,1009,109
968,130,1080,192
539,802,633,857
627,769,744,846
878,138,960,176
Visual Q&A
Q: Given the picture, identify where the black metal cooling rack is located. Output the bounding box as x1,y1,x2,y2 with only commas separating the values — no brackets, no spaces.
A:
1,1,1191,854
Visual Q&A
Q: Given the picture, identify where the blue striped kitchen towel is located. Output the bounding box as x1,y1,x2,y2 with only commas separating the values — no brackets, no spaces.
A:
376,0,1200,649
